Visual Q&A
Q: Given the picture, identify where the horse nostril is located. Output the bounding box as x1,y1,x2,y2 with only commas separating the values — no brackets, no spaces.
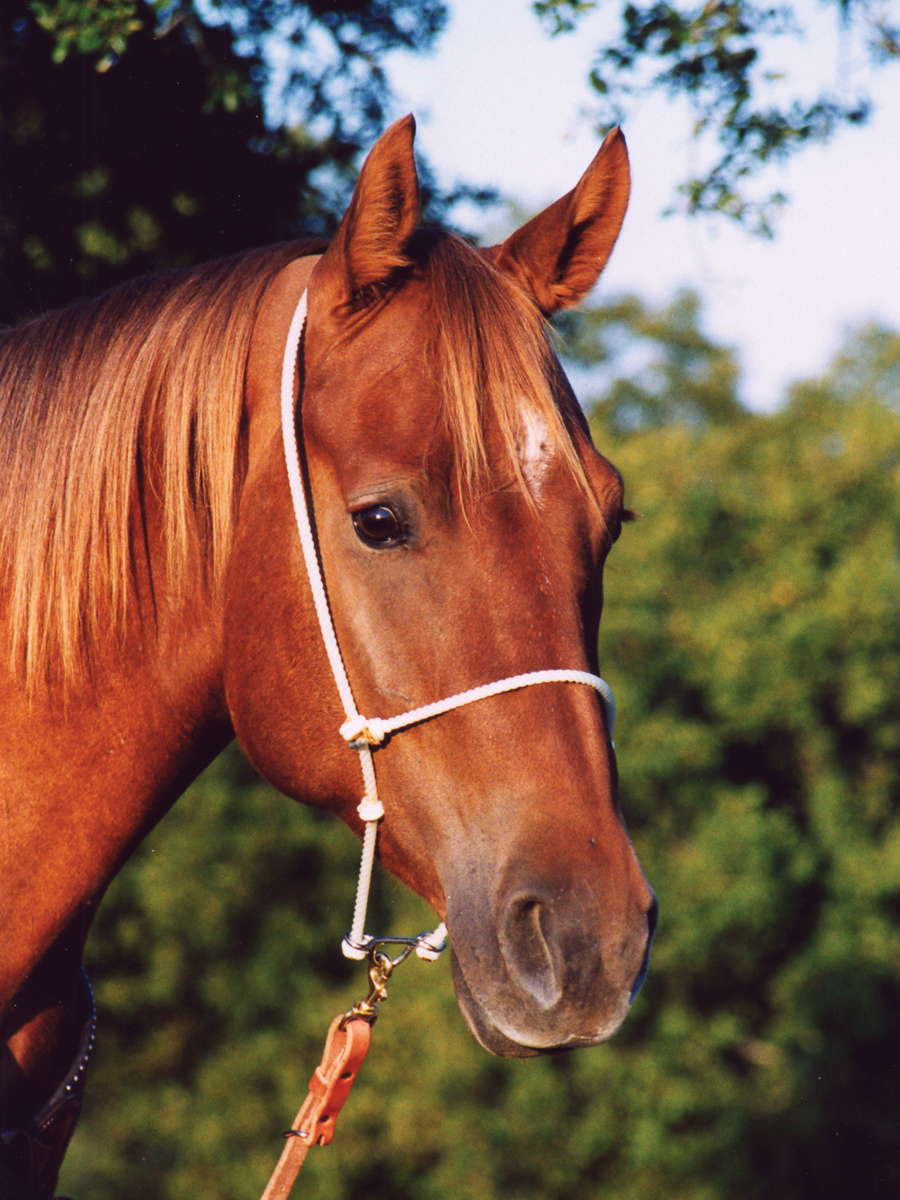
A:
498,894,564,1011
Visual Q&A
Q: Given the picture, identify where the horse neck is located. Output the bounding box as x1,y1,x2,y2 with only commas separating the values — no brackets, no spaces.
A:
0,252,332,1029
1,544,234,807
0,340,244,989
0,566,232,1015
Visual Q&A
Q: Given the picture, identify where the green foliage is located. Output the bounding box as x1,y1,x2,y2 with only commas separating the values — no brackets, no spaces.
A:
534,0,899,233
29,0,143,66
59,309,900,1198
554,290,746,429
1,0,458,324
588,308,900,1197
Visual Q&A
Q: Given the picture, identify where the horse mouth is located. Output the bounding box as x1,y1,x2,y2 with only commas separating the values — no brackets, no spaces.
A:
444,880,657,1058
449,945,635,1059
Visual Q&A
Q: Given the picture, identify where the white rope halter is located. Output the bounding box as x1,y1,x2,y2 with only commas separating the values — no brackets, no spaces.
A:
280,289,616,961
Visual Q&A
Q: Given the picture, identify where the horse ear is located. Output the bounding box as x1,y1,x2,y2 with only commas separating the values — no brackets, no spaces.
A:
312,114,420,310
489,127,630,315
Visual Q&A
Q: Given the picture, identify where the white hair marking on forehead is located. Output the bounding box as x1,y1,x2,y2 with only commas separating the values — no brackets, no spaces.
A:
518,407,556,501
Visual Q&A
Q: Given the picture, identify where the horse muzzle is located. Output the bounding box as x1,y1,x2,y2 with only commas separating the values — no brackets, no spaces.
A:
445,871,657,1058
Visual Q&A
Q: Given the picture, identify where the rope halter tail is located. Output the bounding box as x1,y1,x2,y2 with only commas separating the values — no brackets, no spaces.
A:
280,288,616,963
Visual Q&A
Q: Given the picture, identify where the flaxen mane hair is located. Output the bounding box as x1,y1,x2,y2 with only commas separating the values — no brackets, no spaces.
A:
413,230,593,509
0,232,592,688
0,242,319,686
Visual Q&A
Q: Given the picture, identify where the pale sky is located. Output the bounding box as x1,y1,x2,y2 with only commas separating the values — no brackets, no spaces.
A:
384,0,900,411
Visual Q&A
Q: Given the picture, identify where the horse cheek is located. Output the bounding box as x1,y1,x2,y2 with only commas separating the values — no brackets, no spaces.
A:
222,472,358,820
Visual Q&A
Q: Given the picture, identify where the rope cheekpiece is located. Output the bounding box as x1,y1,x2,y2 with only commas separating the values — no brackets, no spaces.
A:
280,288,616,962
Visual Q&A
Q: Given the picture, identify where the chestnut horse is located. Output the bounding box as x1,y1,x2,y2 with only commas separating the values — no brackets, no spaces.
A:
0,116,656,1198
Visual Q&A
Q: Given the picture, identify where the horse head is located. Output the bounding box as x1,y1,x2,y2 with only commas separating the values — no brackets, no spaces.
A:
224,116,656,1057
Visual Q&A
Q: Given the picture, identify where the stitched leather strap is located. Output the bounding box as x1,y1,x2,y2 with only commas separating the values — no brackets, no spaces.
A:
260,1016,371,1200
0,971,95,1200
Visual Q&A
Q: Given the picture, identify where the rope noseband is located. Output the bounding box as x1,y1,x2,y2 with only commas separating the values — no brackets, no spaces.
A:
280,288,616,960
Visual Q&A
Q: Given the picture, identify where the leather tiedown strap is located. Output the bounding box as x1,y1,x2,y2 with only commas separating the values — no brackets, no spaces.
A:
259,945,408,1200
0,970,96,1200
260,1015,372,1200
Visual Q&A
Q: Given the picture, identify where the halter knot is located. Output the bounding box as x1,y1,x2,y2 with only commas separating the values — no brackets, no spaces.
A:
357,798,385,822
339,715,388,747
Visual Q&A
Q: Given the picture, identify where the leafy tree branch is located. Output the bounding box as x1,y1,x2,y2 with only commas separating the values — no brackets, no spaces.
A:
1,0,463,323
535,0,899,232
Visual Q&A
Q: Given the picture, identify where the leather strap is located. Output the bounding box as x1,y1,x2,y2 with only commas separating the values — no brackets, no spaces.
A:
260,1016,371,1200
0,971,95,1200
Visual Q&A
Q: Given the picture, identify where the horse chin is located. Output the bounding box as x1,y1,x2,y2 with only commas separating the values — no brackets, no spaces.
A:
449,948,629,1059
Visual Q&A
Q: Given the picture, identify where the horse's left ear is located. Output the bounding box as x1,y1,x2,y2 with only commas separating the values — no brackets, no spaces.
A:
488,127,630,315
311,114,421,312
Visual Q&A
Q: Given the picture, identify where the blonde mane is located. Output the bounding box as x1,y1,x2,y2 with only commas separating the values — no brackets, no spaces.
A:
0,233,591,688
0,243,314,686
417,231,591,510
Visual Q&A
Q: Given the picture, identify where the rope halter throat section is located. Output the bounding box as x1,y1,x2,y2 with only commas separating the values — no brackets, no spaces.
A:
280,289,616,962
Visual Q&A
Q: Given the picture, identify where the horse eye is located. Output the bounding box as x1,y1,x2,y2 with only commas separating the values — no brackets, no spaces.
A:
352,505,404,546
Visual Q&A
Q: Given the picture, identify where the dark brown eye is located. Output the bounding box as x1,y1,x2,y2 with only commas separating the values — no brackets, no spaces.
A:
352,505,404,546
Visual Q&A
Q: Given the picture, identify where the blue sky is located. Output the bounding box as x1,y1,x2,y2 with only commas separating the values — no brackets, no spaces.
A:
383,0,900,410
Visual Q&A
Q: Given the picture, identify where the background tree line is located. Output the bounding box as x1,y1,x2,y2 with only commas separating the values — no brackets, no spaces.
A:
0,0,477,323
4,2,899,1197
3,0,898,327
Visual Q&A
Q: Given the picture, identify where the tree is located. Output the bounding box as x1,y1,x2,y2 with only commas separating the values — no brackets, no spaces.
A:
574,301,900,1198
58,302,900,1199
0,1,460,323
554,289,746,429
535,0,900,233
